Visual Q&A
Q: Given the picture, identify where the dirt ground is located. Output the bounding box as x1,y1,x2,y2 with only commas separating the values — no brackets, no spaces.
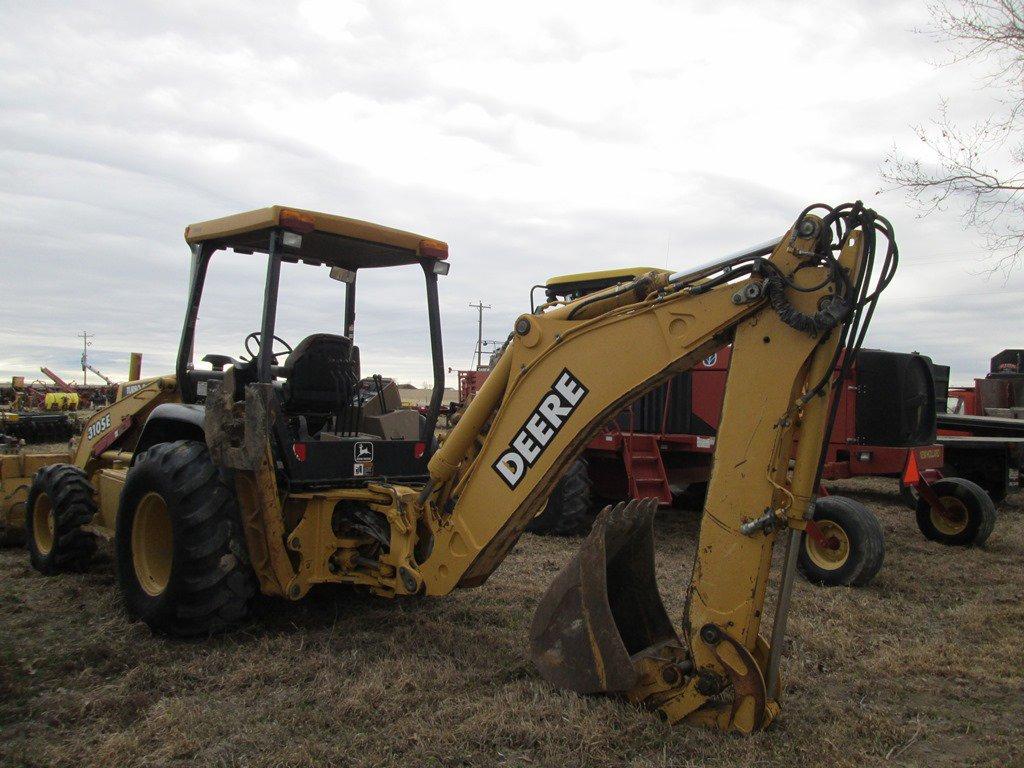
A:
1,478,1021,768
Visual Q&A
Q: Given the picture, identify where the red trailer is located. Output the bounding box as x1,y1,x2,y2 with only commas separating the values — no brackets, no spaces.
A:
531,345,998,587
562,347,943,502
435,368,495,427
457,369,491,405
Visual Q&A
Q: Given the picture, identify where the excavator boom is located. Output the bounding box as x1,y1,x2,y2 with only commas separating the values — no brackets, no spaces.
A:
409,202,896,731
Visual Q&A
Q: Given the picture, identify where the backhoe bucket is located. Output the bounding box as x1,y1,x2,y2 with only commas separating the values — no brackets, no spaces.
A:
529,498,677,694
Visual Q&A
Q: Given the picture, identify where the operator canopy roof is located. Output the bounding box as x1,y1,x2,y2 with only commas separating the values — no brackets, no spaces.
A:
183,206,448,270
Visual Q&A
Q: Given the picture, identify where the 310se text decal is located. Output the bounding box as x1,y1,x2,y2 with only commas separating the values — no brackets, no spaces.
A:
86,414,112,440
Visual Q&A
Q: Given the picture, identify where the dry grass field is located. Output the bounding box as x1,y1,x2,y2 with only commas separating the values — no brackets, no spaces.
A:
1,479,1021,768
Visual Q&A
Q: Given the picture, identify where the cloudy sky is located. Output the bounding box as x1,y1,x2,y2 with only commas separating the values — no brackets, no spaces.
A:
1,0,1019,388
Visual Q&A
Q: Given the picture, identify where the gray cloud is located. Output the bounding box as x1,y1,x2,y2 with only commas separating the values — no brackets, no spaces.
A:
0,0,1017,389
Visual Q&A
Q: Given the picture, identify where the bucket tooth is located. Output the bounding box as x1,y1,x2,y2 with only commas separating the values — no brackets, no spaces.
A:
529,497,678,694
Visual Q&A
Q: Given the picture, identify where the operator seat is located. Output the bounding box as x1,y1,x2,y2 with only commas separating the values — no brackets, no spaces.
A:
280,334,360,421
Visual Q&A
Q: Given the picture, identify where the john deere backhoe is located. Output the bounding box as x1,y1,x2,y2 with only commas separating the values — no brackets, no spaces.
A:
26,202,897,733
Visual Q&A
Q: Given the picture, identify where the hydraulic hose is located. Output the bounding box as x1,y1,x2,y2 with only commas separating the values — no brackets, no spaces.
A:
763,275,851,337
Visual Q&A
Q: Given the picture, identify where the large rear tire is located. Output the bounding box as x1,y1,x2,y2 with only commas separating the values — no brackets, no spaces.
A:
914,477,996,546
798,495,884,587
526,459,595,536
115,440,256,636
25,464,97,574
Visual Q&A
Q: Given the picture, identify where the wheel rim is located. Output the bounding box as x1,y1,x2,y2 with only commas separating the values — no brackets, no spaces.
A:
805,520,850,570
131,492,173,596
930,496,969,536
32,492,55,555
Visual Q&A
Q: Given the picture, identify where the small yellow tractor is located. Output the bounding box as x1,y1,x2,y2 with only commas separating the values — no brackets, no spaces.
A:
26,201,898,733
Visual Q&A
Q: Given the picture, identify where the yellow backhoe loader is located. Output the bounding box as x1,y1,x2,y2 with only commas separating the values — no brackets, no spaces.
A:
25,201,897,733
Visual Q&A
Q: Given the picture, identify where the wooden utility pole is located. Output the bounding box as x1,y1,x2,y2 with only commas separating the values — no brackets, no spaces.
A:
469,301,491,369
77,331,93,385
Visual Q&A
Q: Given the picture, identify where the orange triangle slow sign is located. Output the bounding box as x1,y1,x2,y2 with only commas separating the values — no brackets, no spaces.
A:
903,450,920,485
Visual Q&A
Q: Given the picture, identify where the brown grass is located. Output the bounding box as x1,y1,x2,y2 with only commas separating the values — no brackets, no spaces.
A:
1,479,1022,768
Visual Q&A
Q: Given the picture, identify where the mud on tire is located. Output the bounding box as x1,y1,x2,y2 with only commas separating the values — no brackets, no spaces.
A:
116,440,256,636
798,495,885,588
25,464,97,574
526,459,595,536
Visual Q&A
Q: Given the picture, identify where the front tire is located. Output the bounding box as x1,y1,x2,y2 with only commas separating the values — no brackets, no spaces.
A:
526,459,595,536
914,477,996,546
115,440,255,636
798,495,884,587
25,464,97,574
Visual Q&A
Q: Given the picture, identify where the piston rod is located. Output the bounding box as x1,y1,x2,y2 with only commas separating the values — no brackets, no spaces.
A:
668,237,782,286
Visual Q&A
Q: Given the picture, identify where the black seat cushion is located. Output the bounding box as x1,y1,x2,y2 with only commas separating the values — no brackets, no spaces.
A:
281,334,359,415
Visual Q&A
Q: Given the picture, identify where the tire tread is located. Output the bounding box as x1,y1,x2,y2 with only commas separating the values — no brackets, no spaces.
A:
25,464,97,574
116,440,255,636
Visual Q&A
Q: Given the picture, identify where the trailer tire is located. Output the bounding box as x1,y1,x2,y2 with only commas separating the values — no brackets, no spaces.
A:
115,440,256,636
25,464,97,574
914,477,996,546
798,496,884,587
526,459,595,536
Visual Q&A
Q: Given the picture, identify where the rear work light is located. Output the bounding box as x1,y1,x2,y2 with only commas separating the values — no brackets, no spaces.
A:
419,238,449,260
280,209,316,234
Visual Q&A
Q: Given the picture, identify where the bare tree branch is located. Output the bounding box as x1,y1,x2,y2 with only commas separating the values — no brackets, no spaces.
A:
883,1,1024,275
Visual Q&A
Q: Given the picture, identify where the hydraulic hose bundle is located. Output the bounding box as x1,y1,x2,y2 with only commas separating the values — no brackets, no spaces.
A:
776,201,899,401
771,201,900,490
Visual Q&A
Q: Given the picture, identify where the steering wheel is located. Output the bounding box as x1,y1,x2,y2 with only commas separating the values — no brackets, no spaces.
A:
244,332,293,364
